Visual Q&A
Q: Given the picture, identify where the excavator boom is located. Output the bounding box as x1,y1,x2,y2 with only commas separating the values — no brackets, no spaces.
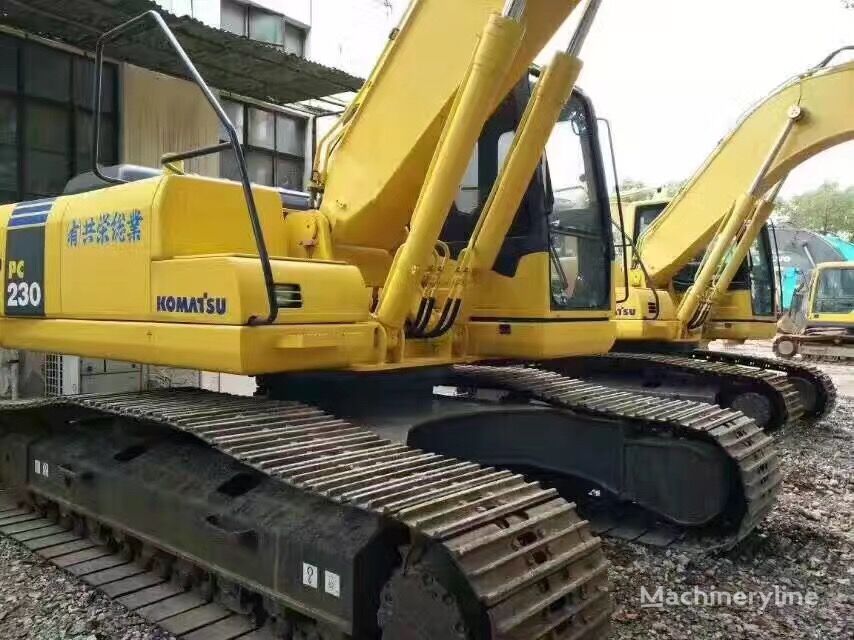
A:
638,58,854,286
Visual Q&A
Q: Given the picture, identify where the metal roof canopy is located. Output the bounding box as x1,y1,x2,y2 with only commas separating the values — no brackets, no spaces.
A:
0,0,363,106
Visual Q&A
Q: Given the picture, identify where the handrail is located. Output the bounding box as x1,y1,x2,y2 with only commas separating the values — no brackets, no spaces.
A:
815,45,854,69
91,10,279,326
597,117,629,304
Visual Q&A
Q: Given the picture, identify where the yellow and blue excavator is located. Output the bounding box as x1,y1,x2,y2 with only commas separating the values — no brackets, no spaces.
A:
553,51,854,431
0,2,786,638
775,261,854,360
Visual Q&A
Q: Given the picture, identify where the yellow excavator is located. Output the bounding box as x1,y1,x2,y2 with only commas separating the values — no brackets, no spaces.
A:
775,261,854,360
554,51,854,431
0,2,782,638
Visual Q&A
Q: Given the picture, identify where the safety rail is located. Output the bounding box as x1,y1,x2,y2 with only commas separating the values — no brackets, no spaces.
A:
91,10,279,326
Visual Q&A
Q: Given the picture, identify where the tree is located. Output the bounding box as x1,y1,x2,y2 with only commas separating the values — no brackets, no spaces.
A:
777,181,854,239
614,178,686,203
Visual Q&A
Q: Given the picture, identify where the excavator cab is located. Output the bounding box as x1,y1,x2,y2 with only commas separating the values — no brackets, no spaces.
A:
545,94,611,311
444,85,612,308
444,83,616,359
775,262,854,359
617,198,778,340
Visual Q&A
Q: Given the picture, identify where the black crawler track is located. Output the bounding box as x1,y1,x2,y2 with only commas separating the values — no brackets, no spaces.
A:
0,490,270,639
451,365,782,550
692,349,837,422
0,390,612,640
551,351,804,431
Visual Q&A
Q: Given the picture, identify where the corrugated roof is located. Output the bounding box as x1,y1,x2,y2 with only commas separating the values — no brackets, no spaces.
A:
0,0,363,105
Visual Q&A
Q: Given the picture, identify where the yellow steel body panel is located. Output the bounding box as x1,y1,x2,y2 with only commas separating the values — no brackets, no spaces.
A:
468,320,615,360
59,183,153,319
467,253,615,356
150,257,370,326
614,285,682,342
0,318,378,375
704,290,776,341
41,175,368,324
150,175,288,259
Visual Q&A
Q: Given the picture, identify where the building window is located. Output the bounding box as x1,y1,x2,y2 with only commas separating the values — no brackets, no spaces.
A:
0,34,118,205
219,99,308,191
221,0,307,57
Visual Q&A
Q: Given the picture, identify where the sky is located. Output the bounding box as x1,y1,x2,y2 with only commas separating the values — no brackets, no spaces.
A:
536,0,854,198
379,0,853,198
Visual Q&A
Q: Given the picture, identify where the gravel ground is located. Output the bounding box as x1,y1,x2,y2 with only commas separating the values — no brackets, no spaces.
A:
609,342,853,640
0,343,851,639
0,544,172,639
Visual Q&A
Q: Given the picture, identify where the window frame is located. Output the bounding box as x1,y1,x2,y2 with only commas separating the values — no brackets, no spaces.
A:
220,0,308,57
0,33,119,204
219,98,311,191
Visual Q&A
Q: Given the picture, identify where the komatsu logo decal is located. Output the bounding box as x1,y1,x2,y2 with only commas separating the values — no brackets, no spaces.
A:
156,293,227,315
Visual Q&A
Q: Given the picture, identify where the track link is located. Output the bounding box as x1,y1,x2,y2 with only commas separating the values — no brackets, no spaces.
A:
558,351,804,431
692,349,837,423
0,491,267,639
452,365,783,550
4,390,612,640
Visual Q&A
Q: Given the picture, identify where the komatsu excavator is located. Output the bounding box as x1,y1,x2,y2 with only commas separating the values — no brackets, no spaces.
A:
0,2,783,638
554,51,854,431
775,261,854,360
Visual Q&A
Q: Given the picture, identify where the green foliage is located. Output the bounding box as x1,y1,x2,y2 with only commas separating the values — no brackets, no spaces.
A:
777,181,854,239
613,179,686,204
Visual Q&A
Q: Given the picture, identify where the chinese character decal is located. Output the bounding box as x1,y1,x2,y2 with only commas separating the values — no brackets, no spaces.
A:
66,219,81,247
66,210,144,248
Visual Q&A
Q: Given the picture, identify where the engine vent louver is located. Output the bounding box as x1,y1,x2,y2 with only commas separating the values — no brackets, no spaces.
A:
274,284,303,309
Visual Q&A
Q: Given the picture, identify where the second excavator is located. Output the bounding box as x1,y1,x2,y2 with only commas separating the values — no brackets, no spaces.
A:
553,51,854,431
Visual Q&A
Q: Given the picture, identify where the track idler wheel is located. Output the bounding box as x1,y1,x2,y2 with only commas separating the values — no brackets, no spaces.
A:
729,391,773,429
773,336,798,359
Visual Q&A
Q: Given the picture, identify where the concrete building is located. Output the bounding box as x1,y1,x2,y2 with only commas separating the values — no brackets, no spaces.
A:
0,0,402,397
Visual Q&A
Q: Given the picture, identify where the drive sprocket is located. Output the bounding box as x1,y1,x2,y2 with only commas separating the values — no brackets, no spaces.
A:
378,554,470,640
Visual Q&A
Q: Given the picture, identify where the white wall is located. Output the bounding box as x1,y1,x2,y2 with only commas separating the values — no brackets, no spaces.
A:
154,0,407,78
248,0,312,26
155,0,221,27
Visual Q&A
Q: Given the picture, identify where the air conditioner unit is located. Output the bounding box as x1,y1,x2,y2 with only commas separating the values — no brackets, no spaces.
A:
44,355,144,396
